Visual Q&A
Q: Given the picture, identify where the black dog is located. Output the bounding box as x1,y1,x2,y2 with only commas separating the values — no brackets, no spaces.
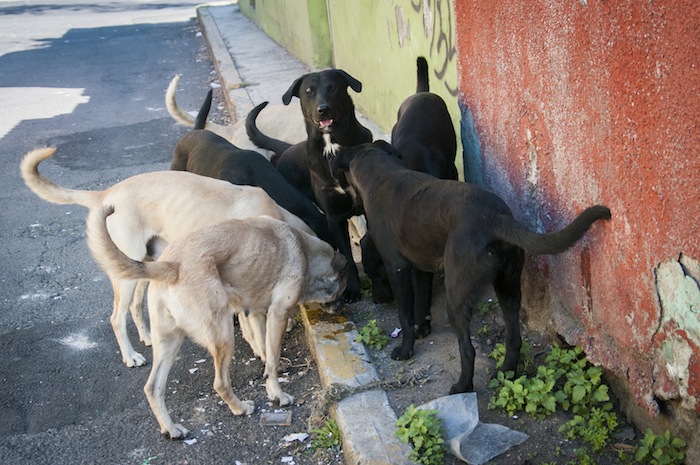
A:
170,90,334,247
247,70,374,302
333,141,611,394
361,57,461,304
392,56,458,180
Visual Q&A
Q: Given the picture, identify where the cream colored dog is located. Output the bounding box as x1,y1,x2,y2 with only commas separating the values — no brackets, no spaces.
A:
87,206,346,438
165,75,306,161
20,147,315,368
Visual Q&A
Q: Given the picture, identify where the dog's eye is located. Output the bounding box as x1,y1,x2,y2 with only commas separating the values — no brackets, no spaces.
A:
305,87,315,97
327,83,338,94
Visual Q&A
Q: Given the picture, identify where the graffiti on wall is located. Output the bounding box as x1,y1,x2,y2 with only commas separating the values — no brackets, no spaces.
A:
409,0,457,96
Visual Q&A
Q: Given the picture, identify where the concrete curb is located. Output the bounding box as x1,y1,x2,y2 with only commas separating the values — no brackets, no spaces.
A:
195,4,416,464
196,4,254,123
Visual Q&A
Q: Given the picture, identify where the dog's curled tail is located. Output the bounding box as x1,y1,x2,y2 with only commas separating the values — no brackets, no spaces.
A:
87,206,178,284
166,75,229,137
496,205,611,255
416,57,429,93
20,148,97,207
245,101,293,162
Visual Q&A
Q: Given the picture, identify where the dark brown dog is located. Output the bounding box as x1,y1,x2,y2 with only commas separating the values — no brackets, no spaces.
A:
246,70,373,302
333,141,611,394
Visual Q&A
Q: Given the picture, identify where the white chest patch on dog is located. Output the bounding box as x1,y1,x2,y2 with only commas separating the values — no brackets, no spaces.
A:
323,133,341,157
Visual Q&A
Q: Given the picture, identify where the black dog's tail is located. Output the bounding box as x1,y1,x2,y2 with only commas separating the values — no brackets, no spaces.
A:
245,101,293,163
193,88,213,130
416,57,429,93
494,205,611,255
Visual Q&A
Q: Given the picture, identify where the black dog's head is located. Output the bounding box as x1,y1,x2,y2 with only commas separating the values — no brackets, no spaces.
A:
332,140,402,176
282,69,362,137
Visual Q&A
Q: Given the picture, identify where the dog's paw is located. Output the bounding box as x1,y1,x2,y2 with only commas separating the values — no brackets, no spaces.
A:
415,322,431,339
391,345,414,361
449,382,474,395
162,423,190,440
123,351,147,368
343,287,362,304
140,332,152,347
237,400,255,416
276,392,295,407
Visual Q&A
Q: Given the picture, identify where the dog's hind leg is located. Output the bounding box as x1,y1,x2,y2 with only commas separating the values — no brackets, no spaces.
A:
444,280,479,394
238,312,267,362
144,299,188,439
210,311,255,417
130,279,151,346
493,246,525,374
111,278,147,367
263,302,295,406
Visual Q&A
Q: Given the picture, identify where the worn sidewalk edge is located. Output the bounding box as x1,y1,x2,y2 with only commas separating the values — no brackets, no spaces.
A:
196,3,253,123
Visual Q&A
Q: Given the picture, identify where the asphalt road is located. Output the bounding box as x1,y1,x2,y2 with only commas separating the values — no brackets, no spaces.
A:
0,2,251,463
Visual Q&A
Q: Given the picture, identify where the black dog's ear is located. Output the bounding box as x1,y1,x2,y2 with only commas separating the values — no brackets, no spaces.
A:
282,75,305,105
335,70,363,93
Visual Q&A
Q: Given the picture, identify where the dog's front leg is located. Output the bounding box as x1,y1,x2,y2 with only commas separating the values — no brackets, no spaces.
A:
263,304,295,406
388,263,416,360
413,270,433,339
328,217,361,302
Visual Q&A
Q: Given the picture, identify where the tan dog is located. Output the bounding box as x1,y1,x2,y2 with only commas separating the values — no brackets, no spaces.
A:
20,148,314,368
165,75,306,161
87,207,347,438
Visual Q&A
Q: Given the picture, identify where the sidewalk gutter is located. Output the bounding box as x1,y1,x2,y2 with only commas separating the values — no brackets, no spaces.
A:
196,3,414,464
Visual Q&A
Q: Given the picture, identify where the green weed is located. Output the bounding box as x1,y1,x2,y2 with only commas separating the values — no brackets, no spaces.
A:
355,319,389,350
396,405,446,465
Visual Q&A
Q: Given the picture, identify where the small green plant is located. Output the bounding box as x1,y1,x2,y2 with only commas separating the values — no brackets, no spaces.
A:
311,418,342,451
488,340,533,371
566,448,595,465
355,319,389,350
487,365,557,418
360,275,372,299
396,405,446,465
634,428,686,465
559,406,618,452
489,343,622,452
477,323,490,336
477,298,499,315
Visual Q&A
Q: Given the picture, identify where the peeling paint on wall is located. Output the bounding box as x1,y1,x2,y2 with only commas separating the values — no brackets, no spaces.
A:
653,254,700,412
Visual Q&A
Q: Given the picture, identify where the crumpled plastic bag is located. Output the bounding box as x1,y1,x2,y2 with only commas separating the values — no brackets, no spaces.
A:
417,393,528,465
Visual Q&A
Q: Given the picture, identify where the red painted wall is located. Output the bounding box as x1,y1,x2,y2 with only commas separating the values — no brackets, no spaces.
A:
454,0,699,421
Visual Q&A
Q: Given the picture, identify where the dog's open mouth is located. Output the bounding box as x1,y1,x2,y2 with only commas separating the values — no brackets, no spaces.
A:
318,119,333,132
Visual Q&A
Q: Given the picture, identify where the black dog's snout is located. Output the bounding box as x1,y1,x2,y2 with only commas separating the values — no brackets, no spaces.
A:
317,104,331,116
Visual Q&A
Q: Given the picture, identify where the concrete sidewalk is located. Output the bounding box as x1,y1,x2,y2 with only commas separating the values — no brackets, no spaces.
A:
196,3,415,465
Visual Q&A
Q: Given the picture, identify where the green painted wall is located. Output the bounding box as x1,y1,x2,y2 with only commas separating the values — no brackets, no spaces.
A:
238,0,332,69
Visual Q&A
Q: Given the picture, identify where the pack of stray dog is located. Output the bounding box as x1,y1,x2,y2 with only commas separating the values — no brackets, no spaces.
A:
21,55,610,439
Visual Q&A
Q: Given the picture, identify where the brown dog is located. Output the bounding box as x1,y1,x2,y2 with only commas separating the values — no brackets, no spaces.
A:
20,148,314,368
87,207,347,439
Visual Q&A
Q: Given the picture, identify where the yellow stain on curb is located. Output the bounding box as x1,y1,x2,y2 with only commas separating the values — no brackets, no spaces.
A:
301,304,369,387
